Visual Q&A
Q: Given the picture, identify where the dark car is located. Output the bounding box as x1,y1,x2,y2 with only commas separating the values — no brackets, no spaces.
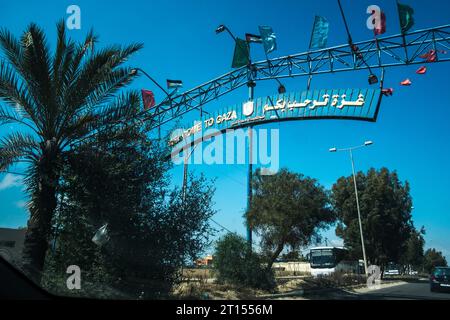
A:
430,267,450,292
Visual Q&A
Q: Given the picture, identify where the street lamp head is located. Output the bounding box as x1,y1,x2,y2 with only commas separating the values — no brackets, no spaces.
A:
129,68,139,76
364,140,373,146
278,84,286,94
368,74,378,85
215,24,226,34
329,147,337,153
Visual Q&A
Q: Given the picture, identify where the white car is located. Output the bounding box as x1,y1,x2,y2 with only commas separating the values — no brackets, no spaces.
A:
384,269,400,275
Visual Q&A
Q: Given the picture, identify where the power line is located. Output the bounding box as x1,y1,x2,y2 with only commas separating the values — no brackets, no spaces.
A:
212,165,246,187
209,217,236,235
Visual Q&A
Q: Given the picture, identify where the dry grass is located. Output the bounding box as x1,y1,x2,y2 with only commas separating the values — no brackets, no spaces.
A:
174,268,366,300
182,268,212,280
173,281,267,300
303,273,366,289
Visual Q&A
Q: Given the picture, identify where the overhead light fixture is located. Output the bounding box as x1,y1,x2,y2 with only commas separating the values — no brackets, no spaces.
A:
368,74,378,85
215,25,226,34
278,84,286,94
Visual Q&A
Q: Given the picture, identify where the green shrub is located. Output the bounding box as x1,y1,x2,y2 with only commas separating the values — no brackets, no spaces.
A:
213,234,275,291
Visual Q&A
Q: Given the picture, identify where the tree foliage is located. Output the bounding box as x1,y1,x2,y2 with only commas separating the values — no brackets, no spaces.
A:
246,168,335,270
332,167,416,268
400,226,426,272
423,248,448,274
45,126,216,298
0,21,143,281
213,233,275,291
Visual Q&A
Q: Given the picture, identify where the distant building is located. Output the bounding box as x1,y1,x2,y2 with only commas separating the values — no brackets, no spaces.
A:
0,228,26,267
195,255,213,267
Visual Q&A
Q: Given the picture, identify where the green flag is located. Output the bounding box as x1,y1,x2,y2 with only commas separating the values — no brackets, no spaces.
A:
232,38,250,68
397,2,414,34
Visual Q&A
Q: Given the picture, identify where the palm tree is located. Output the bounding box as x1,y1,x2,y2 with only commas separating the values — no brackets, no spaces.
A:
0,21,143,283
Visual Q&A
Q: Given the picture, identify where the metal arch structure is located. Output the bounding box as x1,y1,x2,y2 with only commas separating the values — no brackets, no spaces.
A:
145,24,450,129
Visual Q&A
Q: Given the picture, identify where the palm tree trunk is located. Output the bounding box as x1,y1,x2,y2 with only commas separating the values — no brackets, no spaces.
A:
22,156,59,284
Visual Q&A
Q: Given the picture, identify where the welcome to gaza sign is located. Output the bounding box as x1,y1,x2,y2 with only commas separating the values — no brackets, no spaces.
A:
169,88,383,147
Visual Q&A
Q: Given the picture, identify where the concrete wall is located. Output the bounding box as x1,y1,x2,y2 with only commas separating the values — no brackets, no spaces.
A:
0,228,26,267
273,261,311,274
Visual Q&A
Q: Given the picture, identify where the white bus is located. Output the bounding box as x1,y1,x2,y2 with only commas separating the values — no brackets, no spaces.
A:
308,246,362,277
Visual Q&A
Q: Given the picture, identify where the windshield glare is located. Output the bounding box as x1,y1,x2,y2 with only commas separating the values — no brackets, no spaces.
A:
434,268,450,276
2,0,450,303
310,250,336,268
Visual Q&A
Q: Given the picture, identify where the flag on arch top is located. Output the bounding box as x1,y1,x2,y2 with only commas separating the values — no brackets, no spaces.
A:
400,79,412,86
397,1,415,34
420,50,437,62
141,89,155,110
231,38,250,68
245,33,262,44
382,88,394,96
166,79,183,89
309,16,329,49
374,11,387,36
258,26,277,54
416,66,427,74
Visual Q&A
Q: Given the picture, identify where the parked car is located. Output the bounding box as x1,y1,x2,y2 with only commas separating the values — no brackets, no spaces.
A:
384,262,400,276
430,267,450,292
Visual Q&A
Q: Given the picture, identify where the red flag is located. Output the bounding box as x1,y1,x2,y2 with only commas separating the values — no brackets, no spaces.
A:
141,89,155,110
382,88,394,96
416,66,427,74
400,79,412,86
420,50,437,62
374,11,387,36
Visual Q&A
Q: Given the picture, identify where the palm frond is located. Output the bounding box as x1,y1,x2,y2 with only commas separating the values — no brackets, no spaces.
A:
0,27,25,74
83,67,138,109
0,132,39,170
1,22,143,173
21,23,55,127
0,60,42,132
52,20,69,103
66,43,142,109
96,90,141,125
58,43,141,132
59,91,141,149
59,29,99,96
69,28,99,76
0,108,38,133
60,113,98,143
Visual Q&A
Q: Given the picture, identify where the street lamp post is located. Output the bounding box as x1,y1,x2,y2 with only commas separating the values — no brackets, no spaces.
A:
329,140,373,277
215,24,286,246
133,67,194,201
182,143,201,203
216,24,255,246
131,68,171,98
130,68,174,140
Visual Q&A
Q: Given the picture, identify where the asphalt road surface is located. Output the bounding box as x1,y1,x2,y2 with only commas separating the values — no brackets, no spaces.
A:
305,280,450,300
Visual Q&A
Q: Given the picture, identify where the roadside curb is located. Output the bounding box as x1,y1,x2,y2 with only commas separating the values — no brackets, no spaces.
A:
258,281,409,299
258,283,366,299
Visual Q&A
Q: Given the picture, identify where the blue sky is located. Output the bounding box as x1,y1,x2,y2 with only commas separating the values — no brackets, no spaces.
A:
1,0,450,260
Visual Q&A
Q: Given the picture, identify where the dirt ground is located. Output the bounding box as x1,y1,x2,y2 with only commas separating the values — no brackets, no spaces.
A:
174,270,366,300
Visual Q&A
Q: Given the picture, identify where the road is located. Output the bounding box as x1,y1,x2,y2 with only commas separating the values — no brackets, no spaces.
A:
304,280,450,300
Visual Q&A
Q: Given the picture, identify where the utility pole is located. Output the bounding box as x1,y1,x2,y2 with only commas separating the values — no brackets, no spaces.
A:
246,80,256,247
329,141,373,277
